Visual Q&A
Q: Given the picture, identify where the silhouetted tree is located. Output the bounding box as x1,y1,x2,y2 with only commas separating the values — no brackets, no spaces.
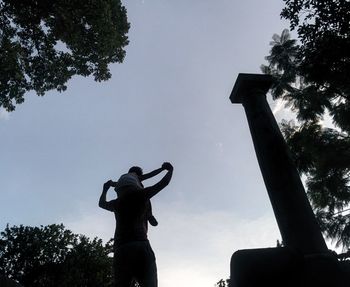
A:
262,0,350,250
0,224,114,287
0,0,129,111
215,279,230,287
281,0,350,98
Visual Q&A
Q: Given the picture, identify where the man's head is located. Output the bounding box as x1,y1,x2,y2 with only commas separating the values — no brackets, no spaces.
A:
128,166,143,177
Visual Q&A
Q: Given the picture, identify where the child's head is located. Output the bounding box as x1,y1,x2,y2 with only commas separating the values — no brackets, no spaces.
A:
128,166,143,177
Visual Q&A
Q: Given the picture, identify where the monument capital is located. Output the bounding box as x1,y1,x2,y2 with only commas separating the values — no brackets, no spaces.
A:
229,73,273,104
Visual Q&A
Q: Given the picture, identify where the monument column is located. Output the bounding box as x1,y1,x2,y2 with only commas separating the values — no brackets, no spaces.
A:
230,73,328,254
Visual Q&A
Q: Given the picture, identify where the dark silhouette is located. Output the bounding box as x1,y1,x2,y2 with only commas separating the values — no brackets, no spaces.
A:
0,0,129,112
262,1,350,248
99,162,173,287
229,73,348,286
0,224,114,287
0,276,22,287
111,166,166,227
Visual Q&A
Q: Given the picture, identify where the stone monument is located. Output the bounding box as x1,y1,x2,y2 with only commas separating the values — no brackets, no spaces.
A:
229,73,348,287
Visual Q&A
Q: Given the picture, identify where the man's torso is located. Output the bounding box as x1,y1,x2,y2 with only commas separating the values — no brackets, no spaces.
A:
113,189,149,245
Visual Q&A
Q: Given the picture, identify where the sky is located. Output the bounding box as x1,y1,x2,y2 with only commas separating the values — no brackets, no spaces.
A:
0,1,320,286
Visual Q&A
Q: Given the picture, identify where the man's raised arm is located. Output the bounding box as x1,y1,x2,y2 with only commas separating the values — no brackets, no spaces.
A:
140,166,165,181
99,180,116,212
143,162,173,198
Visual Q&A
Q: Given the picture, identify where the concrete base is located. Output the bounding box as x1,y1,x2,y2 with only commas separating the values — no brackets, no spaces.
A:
230,247,349,287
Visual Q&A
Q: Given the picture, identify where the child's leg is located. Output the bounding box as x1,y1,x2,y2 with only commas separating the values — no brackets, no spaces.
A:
147,200,158,226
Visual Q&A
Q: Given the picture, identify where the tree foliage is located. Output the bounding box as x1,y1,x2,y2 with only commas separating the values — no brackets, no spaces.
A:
262,0,350,249
0,0,129,111
0,224,114,287
215,279,230,287
281,1,350,110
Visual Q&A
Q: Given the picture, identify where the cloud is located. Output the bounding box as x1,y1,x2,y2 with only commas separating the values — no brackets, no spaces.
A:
318,110,337,129
269,97,296,124
271,97,336,130
215,142,224,153
272,98,285,116
0,108,10,120
152,208,280,287
64,203,280,287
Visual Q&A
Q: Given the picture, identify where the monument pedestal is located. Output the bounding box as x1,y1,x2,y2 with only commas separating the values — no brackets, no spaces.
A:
230,247,347,287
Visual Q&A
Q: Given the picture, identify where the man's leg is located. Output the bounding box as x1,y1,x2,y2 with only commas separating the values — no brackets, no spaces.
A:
114,246,134,287
135,241,158,287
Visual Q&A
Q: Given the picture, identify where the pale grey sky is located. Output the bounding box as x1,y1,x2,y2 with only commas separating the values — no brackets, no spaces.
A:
0,1,308,286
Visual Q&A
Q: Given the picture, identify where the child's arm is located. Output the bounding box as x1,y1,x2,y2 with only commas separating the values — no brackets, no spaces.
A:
143,163,173,198
140,167,165,181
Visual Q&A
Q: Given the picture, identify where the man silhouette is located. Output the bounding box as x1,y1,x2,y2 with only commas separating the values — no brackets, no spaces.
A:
99,162,174,287
113,165,165,227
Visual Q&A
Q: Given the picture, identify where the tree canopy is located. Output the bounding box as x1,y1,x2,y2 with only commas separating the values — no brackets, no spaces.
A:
262,0,350,249
0,0,129,111
0,224,114,287
281,0,350,110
